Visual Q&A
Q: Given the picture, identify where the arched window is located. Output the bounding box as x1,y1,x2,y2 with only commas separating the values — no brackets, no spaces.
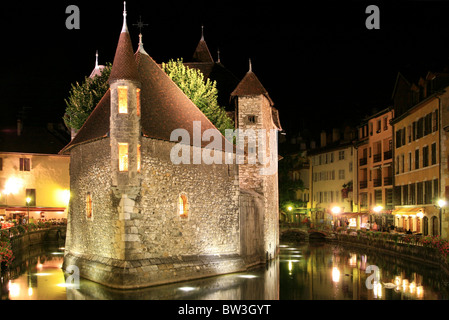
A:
423,217,429,236
86,192,93,219
431,216,439,236
178,194,188,218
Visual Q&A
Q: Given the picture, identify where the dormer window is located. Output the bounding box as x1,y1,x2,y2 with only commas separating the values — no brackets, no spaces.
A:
118,143,129,172
118,86,128,114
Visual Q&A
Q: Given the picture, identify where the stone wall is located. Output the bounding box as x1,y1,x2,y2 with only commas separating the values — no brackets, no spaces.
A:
134,138,241,258
64,137,252,288
237,94,280,261
65,138,119,260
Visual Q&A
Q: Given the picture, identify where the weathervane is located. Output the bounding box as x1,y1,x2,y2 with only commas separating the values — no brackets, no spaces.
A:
133,16,148,34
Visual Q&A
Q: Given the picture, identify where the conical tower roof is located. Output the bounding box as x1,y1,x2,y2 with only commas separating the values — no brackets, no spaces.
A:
192,26,214,63
231,60,273,104
109,2,139,83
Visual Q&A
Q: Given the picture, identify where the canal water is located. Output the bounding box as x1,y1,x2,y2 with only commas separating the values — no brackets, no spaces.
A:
1,241,449,300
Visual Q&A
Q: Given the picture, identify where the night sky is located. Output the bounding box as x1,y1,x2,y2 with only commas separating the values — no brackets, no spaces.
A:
2,1,449,141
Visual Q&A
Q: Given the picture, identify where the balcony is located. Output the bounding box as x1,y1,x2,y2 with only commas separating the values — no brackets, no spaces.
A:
373,153,382,163
384,150,392,161
360,181,367,189
384,176,392,186
359,158,367,166
373,179,382,187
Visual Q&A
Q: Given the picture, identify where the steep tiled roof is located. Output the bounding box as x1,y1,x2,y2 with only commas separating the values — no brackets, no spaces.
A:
231,70,273,105
192,38,214,63
60,35,234,153
136,49,232,150
109,31,140,83
61,90,111,152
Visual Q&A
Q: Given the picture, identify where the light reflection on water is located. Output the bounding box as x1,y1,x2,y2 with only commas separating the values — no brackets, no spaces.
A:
1,242,449,300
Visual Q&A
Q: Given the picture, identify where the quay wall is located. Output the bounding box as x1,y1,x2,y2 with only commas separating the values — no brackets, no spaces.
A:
334,233,449,276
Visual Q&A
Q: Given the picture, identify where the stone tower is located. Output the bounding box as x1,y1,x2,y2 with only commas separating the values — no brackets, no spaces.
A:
108,4,143,261
231,60,282,262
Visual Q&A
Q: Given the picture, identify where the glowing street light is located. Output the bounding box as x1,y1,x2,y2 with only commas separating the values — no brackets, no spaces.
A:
331,206,341,215
373,206,383,213
287,206,293,212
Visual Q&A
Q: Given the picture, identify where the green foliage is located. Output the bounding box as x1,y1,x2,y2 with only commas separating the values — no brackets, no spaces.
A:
278,153,306,211
63,63,112,130
63,59,235,136
161,58,234,136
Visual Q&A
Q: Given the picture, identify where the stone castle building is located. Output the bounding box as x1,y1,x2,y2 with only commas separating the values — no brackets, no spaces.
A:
60,5,282,289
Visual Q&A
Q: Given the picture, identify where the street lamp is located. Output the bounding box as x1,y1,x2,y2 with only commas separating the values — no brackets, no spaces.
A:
437,199,446,237
331,206,341,214
26,197,31,224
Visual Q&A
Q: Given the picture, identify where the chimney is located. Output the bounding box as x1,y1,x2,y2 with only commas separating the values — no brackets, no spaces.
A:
17,119,23,136
320,130,327,148
332,128,340,142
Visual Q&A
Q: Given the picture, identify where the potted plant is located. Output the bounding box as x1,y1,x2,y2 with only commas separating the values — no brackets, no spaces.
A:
0,241,14,270
341,181,353,199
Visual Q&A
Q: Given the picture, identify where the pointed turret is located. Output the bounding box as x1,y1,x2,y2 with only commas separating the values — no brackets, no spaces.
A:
109,1,140,83
89,50,106,79
231,59,273,104
137,33,149,56
192,25,214,63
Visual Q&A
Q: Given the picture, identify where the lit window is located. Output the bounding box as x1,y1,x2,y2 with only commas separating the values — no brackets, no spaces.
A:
179,194,188,218
137,144,141,172
118,143,129,172
86,192,92,219
136,88,141,116
118,86,128,114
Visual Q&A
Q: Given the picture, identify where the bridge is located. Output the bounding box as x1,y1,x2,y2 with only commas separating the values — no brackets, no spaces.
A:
280,227,328,242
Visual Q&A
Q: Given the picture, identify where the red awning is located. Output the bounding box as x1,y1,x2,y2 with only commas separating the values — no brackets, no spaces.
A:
4,207,66,212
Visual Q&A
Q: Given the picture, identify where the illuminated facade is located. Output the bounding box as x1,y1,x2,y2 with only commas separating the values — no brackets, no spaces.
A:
308,128,356,228
60,5,281,289
0,152,70,221
391,70,449,238
355,108,394,229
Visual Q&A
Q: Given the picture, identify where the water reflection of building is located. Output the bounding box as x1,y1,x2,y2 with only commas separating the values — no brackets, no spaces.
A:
64,259,280,300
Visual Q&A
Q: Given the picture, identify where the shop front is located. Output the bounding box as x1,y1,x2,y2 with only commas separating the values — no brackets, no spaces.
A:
392,207,439,236
333,212,369,230
3,206,67,225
